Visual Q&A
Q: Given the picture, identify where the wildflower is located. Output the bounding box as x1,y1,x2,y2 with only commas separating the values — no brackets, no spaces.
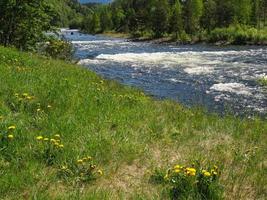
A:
8,125,16,131
47,105,52,108
59,144,64,148
203,171,211,177
37,108,41,112
87,156,92,160
43,138,49,141
211,169,217,176
7,134,14,139
54,134,60,139
185,167,196,176
22,93,28,97
50,138,56,143
174,168,181,173
90,164,96,169
97,169,103,176
54,142,60,146
14,93,19,97
77,159,83,164
36,136,43,141
174,165,182,170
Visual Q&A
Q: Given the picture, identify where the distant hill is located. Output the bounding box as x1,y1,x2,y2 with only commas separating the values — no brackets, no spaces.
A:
79,0,111,4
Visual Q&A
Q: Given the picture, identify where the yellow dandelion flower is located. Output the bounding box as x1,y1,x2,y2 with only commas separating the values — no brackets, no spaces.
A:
97,169,103,176
8,125,16,131
26,96,34,100
37,108,41,112
83,157,88,162
22,93,28,97
213,171,218,175
90,164,96,169
87,156,92,160
185,168,196,176
43,138,49,141
54,134,60,138
7,134,14,139
77,159,83,164
204,172,211,177
54,142,60,146
47,105,52,108
59,144,64,148
50,138,56,143
36,136,43,141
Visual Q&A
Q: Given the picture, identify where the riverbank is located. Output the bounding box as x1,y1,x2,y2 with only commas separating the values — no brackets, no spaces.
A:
98,26,267,46
0,46,266,199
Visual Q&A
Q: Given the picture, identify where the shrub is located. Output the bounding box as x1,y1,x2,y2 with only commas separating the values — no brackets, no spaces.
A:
42,38,73,61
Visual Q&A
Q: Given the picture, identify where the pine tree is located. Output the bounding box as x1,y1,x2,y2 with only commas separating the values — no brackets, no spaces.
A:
151,0,170,38
169,0,183,39
184,0,204,34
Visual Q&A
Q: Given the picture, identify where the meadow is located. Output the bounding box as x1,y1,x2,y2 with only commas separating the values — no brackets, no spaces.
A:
0,46,266,199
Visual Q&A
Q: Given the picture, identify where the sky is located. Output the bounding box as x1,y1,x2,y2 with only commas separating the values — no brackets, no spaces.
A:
79,0,111,4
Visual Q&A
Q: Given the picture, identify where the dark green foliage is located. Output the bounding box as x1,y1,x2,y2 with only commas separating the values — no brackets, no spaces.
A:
41,38,74,61
169,0,183,39
0,0,53,50
79,0,267,44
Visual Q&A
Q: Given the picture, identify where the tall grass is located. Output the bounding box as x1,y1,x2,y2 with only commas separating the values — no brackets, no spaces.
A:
0,46,266,199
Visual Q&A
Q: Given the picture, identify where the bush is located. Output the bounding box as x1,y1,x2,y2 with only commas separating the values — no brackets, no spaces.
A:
42,38,73,61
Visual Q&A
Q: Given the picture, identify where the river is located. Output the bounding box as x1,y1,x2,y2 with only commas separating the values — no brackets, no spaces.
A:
62,29,267,117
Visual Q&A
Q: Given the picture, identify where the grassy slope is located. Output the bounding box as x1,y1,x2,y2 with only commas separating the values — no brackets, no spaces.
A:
0,46,266,199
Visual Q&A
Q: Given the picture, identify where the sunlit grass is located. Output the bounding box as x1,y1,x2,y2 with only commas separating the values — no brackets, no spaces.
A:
0,46,266,199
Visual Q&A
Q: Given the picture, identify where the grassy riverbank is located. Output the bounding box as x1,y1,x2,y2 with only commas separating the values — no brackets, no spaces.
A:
99,26,267,46
0,46,266,199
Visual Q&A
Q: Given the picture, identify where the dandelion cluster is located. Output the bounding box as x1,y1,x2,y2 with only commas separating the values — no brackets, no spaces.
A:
161,163,222,199
0,125,16,142
164,164,219,180
14,92,35,101
36,134,64,149
58,155,103,183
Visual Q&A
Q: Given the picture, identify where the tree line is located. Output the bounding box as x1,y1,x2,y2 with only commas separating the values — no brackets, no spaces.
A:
80,0,267,40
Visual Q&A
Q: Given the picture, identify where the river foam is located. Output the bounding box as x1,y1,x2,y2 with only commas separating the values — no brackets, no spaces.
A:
209,83,252,96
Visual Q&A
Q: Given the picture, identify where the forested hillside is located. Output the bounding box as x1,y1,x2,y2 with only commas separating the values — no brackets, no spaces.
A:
79,0,267,44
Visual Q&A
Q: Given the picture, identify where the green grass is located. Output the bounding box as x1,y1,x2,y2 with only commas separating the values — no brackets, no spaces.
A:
209,25,267,45
0,46,266,199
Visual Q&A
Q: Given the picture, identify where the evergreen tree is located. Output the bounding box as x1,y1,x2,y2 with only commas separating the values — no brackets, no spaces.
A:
169,0,183,38
99,8,113,32
201,0,217,31
184,0,204,34
151,0,169,38
233,0,252,24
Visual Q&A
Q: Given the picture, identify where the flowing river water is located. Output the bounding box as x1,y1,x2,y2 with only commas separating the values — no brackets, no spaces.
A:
62,29,267,117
